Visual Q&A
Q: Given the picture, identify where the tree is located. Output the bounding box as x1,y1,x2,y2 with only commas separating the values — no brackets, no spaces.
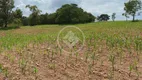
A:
122,13,129,21
0,0,14,28
39,13,48,24
124,0,142,22
112,13,116,21
26,5,41,26
12,8,23,27
97,14,110,21
47,13,57,24
55,4,95,24
13,18,21,28
13,8,23,19
22,16,29,26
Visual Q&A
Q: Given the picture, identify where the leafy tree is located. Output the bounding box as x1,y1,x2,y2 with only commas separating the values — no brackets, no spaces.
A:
97,14,110,21
0,0,14,28
12,8,23,27
122,13,129,21
47,13,57,24
124,0,142,21
22,16,29,26
112,13,116,21
13,8,23,19
26,5,41,26
13,18,21,28
39,13,48,24
55,4,95,24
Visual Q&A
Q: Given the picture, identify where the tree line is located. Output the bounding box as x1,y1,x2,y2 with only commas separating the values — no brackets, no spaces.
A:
24,4,95,26
0,0,142,28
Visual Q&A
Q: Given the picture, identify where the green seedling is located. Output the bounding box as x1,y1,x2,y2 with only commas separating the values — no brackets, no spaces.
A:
19,58,27,75
85,52,89,62
0,64,2,73
3,68,8,78
75,52,79,62
59,48,62,56
33,67,38,80
108,53,116,79
117,48,123,65
88,64,93,74
109,54,115,71
129,64,133,77
133,60,140,80
91,52,98,66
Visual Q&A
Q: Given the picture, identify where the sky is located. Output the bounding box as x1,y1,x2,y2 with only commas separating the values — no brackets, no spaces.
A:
14,0,142,20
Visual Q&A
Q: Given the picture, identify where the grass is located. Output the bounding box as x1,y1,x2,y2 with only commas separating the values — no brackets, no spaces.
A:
0,21,142,79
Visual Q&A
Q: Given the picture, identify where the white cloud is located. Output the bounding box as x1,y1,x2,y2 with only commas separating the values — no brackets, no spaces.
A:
14,0,142,20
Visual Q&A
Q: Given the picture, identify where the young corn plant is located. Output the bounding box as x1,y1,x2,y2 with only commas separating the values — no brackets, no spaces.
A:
91,51,99,66
133,60,140,80
117,48,124,65
59,48,62,56
88,41,91,52
85,52,89,63
129,63,133,77
46,48,50,58
3,67,9,79
19,58,27,75
108,53,116,79
75,52,79,63
33,67,38,80
88,63,93,74
135,38,142,62
0,64,2,73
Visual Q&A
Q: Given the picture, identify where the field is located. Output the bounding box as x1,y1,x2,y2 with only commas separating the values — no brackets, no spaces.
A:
0,21,142,80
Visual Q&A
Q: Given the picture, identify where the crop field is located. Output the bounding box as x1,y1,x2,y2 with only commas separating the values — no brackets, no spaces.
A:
0,21,142,80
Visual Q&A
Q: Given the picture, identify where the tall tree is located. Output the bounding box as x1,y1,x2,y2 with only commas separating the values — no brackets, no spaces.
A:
47,13,57,24
39,13,48,24
124,0,142,21
112,13,116,21
0,0,14,27
22,16,29,26
55,4,95,24
13,8,23,19
26,5,41,26
12,8,23,27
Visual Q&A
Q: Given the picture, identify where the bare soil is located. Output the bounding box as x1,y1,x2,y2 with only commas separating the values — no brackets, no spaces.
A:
0,43,142,80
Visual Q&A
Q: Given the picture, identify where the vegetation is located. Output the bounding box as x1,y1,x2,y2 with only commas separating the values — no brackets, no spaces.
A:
0,0,142,79
124,0,142,21
122,13,130,21
112,13,116,21
0,0,142,28
0,21,141,79
97,14,110,21
55,4,95,24
0,0,14,28
26,5,42,26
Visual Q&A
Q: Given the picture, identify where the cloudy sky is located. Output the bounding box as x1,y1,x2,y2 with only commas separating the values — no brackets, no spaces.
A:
14,0,142,20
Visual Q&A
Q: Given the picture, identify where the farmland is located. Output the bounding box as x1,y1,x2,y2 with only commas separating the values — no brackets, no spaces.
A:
0,21,142,80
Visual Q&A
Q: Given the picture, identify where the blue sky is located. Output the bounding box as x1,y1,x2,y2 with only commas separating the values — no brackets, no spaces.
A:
14,0,142,20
